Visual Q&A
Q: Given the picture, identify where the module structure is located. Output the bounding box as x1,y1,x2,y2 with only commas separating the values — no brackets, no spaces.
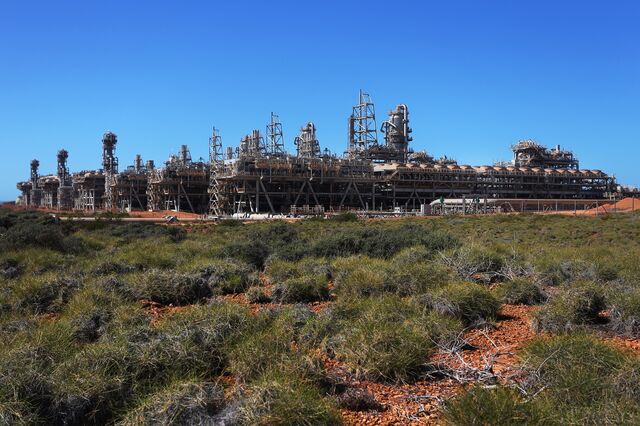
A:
16,91,626,215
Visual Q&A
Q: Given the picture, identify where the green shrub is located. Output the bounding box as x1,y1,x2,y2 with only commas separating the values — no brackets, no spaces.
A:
231,370,341,425
522,334,630,411
220,240,270,269
127,270,211,305
12,275,81,314
333,296,460,381
227,324,293,383
384,261,452,296
119,381,225,425
609,287,640,337
199,259,252,295
334,258,390,298
63,286,130,343
391,245,435,264
441,244,506,279
246,286,271,303
51,302,250,423
330,212,358,222
423,282,500,327
495,278,546,305
532,282,606,333
265,257,331,284
272,275,329,303
311,224,458,259
443,386,544,426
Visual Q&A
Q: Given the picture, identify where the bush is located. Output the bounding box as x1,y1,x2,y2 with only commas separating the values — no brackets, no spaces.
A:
127,270,211,305
13,276,82,314
440,244,506,280
265,257,331,284
532,282,606,333
330,212,358,222
231,370,341,425
246,286,271,304
609,287,640,337
51,302,250,423
311,224,458,259
272,275,329,304
423,282,500,327
443,386,544,425
226,308,324,385
333,258,389,298
522,334,631,413
333,296,461,381
495,278,546,305
119,381,225,425
384,261,452,296
199,259,252,295
220,241,270,269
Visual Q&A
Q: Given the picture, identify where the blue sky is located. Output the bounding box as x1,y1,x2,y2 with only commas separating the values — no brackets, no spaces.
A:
1,0,638,200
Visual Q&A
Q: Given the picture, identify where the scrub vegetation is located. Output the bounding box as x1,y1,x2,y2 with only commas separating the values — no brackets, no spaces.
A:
0,208,639,424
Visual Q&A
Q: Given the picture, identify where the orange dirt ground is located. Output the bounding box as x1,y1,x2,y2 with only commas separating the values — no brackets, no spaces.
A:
570,197,640,216
145,296,640,425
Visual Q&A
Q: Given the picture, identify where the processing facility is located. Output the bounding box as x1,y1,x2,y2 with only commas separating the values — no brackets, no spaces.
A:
16,91,631,216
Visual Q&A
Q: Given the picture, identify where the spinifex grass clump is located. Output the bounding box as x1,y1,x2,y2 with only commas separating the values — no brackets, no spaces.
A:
532,282,606,333
445,334,640,425
10,274,82,314
310,223,458,259
495,278,546,305
271,275,329,303
608,286,640,337
421,282,500,327
443,386,545,426
227,306,328,387
119,381,226,425
126,270,211,305
520,333,640,424
198,258,253,295
230,370,341,426
332,296,463,382
245,286,271,303
50,302,251,424
265,257,331,284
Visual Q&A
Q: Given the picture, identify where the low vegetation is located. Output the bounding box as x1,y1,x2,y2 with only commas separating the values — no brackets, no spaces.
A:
1,208,639,424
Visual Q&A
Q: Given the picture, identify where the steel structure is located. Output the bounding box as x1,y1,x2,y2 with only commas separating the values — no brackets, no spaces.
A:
208,127,224,215
15,90,623,215
147,145,210,212
109,155,150,211
348,90,378,157
102,132,119,210
266,113,286,155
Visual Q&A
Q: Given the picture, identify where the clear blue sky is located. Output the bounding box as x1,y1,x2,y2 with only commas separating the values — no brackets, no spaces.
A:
1,0,638,200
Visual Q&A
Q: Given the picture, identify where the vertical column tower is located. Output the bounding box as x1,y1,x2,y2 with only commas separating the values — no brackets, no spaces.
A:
102,131,118,209
348,90,378,156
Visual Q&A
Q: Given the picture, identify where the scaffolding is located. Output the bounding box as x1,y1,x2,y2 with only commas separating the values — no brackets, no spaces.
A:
147,145,210,212
109,155,150,211
14,90,623,216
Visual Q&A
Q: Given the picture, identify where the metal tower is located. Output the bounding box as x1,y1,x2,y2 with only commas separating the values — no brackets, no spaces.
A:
30,159,40,188
208,127,224,215
57,149,70,185
102,131,118,210
266,112,285,155
294,122,321,158
380,104,412,162
348,89,378,155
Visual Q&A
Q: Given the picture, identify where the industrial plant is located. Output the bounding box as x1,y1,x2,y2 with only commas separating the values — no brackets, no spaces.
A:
16,91,632,216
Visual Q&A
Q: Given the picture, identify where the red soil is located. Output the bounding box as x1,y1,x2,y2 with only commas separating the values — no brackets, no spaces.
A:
141,296,640,425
